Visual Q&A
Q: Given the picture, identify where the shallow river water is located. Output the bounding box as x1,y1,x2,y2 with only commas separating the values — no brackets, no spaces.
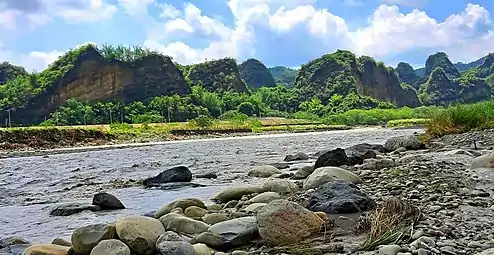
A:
0,127,422,243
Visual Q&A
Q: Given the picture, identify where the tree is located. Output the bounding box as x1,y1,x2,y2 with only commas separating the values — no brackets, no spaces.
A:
237,102,255,116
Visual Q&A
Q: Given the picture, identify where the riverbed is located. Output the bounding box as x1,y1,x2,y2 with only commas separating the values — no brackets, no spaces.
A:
0,127,422,243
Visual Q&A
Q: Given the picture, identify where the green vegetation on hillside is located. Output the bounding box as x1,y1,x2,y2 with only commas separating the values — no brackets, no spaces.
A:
269,66,298,87
185,58,248,93
0,62,27,85
239,59,276,88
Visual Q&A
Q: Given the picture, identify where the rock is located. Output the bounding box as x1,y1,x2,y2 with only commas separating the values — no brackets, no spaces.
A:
410,236,436,250
379,245,401,255
196,172,218,179
49,203,101,216
307,181,375,213
208,217,258,248
470,151,494,169
90,239,131,255
159,213,210,235
143,166,192,187
313,212,329,222
51,238,71,247
71,223,116,255
156,240,194,255
293,165,315,179
359,158,396,170
272,172,293,179
190,232,225,250
345,143,385,165
154,198,206,218
261,179,299,194
247,165,281,178
21,244,70,255
256,199,323,246
115,215,165,255
477,248,494,255
157,231,185,242
92,192,125,210
248,192,280,204
314,148,350,169
303,167,362,190
231,251,248,255
284,152,309,162
202,213,229,225
444,149,474,156
184,206,208,219
223,200,238,209
213,186,262,203
192,244,211,255
243,203,266,213
384,135,423,152
1,237,29,247
206,204,222,211
269,163,290,169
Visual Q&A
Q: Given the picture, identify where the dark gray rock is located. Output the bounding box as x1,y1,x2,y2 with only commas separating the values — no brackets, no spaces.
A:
92,192,125,210
156,241,194,255
314,148,350,169
196,172,218,179
385,135,424,152
208,217,258,248
284,152,309,162
49,203,101,216
190,232,226,251
143,166,192,187
344,143,385,165
307,181,375,214
270,162,290,169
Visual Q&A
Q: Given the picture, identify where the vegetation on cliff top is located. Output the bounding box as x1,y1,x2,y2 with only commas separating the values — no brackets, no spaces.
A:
0,62,27,85
238,58,277,88
185,58,248,93
269,66,298,87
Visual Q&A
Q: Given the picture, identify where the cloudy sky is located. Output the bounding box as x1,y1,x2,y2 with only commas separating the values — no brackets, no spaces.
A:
0,0,493,72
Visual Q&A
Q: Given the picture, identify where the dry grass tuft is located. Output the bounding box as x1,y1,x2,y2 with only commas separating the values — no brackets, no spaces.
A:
355,198,421,251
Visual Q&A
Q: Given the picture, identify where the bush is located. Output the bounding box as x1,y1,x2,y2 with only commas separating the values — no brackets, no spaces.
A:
131,114,164,124
193,115,215,129
237,102,255,116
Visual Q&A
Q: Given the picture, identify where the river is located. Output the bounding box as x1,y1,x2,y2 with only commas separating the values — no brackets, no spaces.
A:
0,127,422,243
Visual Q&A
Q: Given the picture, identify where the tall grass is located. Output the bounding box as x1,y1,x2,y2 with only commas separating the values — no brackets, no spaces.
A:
323,107,436,126
427,100,494,137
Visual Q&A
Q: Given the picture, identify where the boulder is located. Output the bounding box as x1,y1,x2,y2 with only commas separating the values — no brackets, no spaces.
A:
159,213,210,235
90,239,131,255
154,198,206,218
359,158,396,170
269,163,290,169
21,244,70,255
256,199,323,246
248,192,280,204
303,167,362,190
1,236,29,247
314,148,350,169
92,192,125,210
384,135,424,152
207,204,222,211
261,179,299,194
345,143,384,165
247,166,281,178
51,238,71,247
306,181,375,213
202,213,229,225
184,206,208,219
284,152,309,162
470,151,494,169
49,203,101,216
208,217,258,248
71,223,116,255
155,233,195,255
243,203,266,213
192,243,211,255
115,215,165,255
143,166,192,187
190,232,225,250
293,165,315,179
212,186,262,203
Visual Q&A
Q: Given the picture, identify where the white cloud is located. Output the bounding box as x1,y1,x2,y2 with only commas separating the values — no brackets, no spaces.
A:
164,19,195,34
158,3,181,19
0,49,64,72
118,0,154,16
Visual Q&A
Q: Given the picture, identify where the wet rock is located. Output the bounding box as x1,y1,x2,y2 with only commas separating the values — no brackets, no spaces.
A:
51,238,71,247
248,192,280,204
261,179,299,194
143,166,192,187
269,163,290,169
21,244,70,255
470,151,494,169
184,206,208,219
49,202,101,216
307,181,375,213
115,215,165,255
92,192,125,210
71,223,116,255
314,148,350,169
192,243,211,255
345,143,385,165
284,152,309,162
196,172,218,179
159,213,210,235
206,204,222,211
384,135,424,152
90,239,131,255
208,217,258,248
156,238,194,255
0,237,28,247
257,199,323,246
202,213,229,225
154,198,205,218
243,203,266,213
293,165,315,179
477,248,494,255
303,167,362,190
359,158,396,170
247,165,281,178
379,244,401,255
213,186,262,203
190,232,225,250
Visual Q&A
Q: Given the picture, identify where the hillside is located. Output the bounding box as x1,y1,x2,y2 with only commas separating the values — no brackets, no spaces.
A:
0,62,27,85
238,59,276,88
415,55,486,76
185,58,248,93
269,66,297,87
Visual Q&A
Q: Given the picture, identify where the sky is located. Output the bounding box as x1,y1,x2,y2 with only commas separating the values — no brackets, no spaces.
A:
0,0,493,72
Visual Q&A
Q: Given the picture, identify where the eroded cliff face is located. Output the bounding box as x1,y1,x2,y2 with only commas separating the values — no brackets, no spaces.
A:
14,48,188,124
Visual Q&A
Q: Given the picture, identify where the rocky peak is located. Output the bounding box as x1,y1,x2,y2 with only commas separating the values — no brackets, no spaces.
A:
419,67,459,105
424,52,460,79
186,58,248,92
238,58,276,88
476,53,494,78
395,62,419,88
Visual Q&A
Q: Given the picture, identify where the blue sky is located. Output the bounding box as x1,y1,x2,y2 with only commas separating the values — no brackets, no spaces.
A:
0,0,493,71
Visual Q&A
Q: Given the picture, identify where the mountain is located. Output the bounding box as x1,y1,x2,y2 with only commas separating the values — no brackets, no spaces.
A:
396,62,419,88
238,59,276,88
294,50,420,107
185,58,248,93
415,55,487,77
0,62,27,85
269,66,297,87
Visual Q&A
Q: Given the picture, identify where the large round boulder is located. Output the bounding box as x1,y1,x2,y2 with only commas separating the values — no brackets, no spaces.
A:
71,223,116,255
90,239,131,255
143,166,192,187
21,244,70,255
314,148,350,169
344,143,384,165
159,213,210,235
293,165,315,179
247,166,281,178
154,198,206,218
303,167,362,190
470,151,494,169
92,192,125,210
115,215,165,255
212,186,262,203
284,152,309,162
155,232,195,255
261,179,299,194
208,217,258,249
384,135,423,152
49,203,101,216
248,192,280,204
256,199,323,246
306,181,375,213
